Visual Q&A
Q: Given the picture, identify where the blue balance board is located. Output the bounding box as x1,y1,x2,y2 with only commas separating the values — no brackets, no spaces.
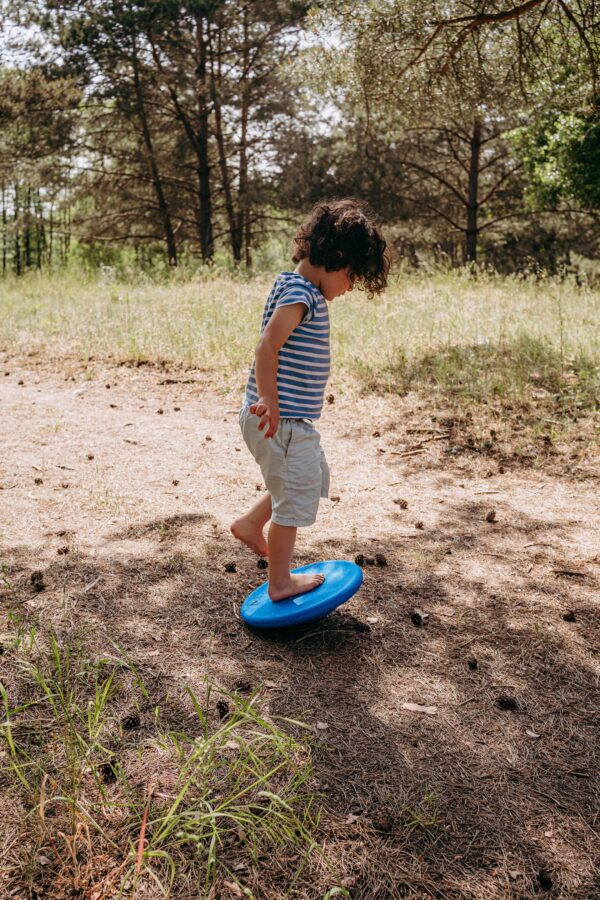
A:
241,560,363,629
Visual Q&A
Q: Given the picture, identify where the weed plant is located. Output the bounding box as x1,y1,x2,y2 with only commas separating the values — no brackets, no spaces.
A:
0,619,323,897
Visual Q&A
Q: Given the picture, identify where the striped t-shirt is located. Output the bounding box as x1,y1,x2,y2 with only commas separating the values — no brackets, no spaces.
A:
244,272,330,420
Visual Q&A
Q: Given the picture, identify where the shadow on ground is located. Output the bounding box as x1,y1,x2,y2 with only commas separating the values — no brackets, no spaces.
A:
1,498,599,899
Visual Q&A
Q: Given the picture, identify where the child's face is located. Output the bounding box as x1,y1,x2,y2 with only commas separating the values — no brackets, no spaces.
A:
321,267,356,301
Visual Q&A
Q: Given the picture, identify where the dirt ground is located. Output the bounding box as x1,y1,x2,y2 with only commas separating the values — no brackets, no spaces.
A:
1,356,599,899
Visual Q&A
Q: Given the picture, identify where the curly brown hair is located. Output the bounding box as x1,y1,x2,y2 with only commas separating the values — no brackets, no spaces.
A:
292,199,390,296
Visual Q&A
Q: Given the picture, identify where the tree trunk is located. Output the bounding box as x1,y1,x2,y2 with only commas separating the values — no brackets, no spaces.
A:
237,7,251,268
244,208,252,268
35,189,45,269
209,23,241,262
24,187,32,270
131,37,178,266
2,182,6,275
14,184,21,276
195,14,214,262
465,118,482,263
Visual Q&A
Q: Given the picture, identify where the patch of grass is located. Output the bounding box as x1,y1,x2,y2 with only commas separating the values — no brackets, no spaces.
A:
356,334,598,414
1,268,599,379
0,622,325,897
356,334,599,461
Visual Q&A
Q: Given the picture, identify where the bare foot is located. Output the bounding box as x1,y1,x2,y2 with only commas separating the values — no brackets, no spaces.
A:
268,572,325,602
230,518,269,557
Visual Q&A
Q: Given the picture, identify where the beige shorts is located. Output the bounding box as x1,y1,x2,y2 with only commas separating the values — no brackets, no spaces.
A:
239,405,330,527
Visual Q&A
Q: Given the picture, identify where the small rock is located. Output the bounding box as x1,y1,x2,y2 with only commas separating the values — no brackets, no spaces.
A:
401,702,437,715
467,657,478,671
257,557,268,569
205,435,212,441
224,562,237,573
411,609,429,627
18,379,24,385
87,453,94,460
315,721,329,730
156,408,164,415
174,406,181,411
105,383,111,389
486,509,497,523
562,610,576,622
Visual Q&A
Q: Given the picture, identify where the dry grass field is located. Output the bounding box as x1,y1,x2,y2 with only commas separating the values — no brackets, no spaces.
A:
1,271,599,898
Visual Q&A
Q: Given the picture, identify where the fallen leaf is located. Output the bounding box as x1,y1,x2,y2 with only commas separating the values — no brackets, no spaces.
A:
401,702,437,715
223,881,243,897
366,616,379,624
526,729,541,739
316,721,329,730
263,680,278,688
509,870,524,880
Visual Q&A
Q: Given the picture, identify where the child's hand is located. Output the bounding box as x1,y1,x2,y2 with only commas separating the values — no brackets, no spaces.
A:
250,397,279,439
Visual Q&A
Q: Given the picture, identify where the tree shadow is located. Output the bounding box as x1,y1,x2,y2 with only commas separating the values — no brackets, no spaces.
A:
1,498,598,898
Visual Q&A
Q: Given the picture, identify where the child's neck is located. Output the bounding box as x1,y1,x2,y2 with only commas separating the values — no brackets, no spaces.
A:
294,260,323,294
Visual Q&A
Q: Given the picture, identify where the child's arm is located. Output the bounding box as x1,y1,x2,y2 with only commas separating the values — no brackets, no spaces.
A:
251,302,307,439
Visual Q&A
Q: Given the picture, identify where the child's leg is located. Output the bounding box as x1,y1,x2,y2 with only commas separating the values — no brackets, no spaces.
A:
230,492,271,556
267,522,324,602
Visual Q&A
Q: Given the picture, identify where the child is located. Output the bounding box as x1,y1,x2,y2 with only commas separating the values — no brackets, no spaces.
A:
231,199,389,601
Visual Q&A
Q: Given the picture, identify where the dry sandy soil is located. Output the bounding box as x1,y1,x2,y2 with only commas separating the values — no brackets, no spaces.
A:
1,356,599,899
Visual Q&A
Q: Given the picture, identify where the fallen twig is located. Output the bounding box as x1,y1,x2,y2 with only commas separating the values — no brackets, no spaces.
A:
389,448,430,458
136,783,154,875
83,577,102,593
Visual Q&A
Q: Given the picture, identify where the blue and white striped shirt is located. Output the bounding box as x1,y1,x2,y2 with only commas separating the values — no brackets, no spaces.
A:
244,272,330,420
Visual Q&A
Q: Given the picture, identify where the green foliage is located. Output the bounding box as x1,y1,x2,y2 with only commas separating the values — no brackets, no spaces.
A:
512,103,600,209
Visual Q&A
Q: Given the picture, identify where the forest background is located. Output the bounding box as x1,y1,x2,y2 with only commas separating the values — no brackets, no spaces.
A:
1,0,599,279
